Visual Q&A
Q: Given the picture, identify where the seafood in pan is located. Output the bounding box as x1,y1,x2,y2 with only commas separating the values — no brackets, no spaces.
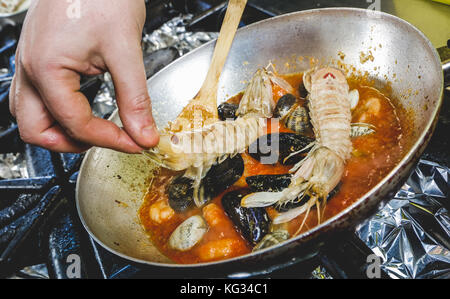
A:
144,68,294,207
139,65,409,264
243,67,354,234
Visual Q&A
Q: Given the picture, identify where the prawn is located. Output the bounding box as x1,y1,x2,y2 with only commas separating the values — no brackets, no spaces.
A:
144,68,294,207
149,199,175,224
242,67,353,235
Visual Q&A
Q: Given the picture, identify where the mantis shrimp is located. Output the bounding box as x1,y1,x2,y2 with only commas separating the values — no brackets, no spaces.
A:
144,67,294,207
242,67,354,235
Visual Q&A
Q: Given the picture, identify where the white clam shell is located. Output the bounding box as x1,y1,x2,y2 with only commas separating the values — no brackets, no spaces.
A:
168,215,208,251
349,89,360,110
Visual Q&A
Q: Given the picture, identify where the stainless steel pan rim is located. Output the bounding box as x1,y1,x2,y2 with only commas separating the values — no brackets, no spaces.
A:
76,7,445,268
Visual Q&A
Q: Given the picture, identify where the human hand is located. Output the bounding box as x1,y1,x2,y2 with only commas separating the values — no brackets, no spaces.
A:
9,0,159,153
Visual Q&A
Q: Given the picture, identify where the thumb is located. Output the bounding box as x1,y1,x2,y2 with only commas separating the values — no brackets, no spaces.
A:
106,43,159,149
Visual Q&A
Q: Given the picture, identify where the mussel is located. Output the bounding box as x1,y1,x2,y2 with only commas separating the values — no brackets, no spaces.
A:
275,194,311,213
168,215,208,251
248,133,314,165
168,155,244,212
246,174,292,193
273,94,297,118
298,80,308,99
221,190,270,246
275,182,342,212
218,102,239,121
245,175,342,213
167,176,194,212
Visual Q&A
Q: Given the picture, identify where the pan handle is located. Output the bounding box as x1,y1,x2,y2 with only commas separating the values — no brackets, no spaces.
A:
444,61,450,88
318,231,390,279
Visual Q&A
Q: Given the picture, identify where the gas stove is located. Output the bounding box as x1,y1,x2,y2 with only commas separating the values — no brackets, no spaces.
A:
0,0,448,279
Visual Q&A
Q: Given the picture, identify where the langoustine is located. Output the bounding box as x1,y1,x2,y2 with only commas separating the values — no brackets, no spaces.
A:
144,68,294,208
242,67,353,235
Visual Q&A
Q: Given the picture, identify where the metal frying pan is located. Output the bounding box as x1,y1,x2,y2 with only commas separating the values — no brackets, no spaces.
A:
76,8,448,277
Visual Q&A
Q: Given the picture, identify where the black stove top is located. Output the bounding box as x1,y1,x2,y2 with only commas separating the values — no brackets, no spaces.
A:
0,0,448,279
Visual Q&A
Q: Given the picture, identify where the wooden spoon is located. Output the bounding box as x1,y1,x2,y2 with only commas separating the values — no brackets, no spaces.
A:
169,0,248,132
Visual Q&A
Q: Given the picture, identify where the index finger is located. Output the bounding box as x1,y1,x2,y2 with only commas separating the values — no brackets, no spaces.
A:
34,67,144,154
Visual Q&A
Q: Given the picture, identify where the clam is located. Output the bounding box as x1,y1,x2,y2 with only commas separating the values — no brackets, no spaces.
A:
273,94,297,118
168,215,208,251
253,230,290,252
349,89,360,110
273,93,311,134
283,105,311,134
351,123,376,138
221,190,271,246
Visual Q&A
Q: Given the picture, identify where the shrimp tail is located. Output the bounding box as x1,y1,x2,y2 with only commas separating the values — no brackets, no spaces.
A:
273,147,344,224
237,67,294,118
184,165,213,208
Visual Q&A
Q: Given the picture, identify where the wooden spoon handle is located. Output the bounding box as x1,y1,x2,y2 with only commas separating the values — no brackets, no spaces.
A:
169,0,247,132
196,0,248,104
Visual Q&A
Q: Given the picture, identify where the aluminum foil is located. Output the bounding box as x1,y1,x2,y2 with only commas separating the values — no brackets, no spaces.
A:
311,266,333,279
91,73,116,118
356,160,450,279
142,14,218,56
0,153,28,179
8,264,49,279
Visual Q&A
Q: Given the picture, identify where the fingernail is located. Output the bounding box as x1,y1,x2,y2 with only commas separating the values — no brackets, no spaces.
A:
141,123,159,142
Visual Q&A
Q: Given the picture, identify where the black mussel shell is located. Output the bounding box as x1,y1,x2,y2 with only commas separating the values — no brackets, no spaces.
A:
275,182,342,212
167,176,195,212
218,102,239,121
298,81,308,98
248,133,314,165
201,154,244,197
246,174,292,193
273,94,297,118
275,195,311,213
168,155,244,212
222,190,270,246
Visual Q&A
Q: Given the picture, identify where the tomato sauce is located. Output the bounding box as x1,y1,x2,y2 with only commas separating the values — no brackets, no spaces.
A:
138,72,412,264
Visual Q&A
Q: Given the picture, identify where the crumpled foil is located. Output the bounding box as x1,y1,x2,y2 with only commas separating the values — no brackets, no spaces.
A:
91,72,116,118
142,14,219,56
311,266,333,279
356,160,450,279
8,264,49,279
0,153,28,179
